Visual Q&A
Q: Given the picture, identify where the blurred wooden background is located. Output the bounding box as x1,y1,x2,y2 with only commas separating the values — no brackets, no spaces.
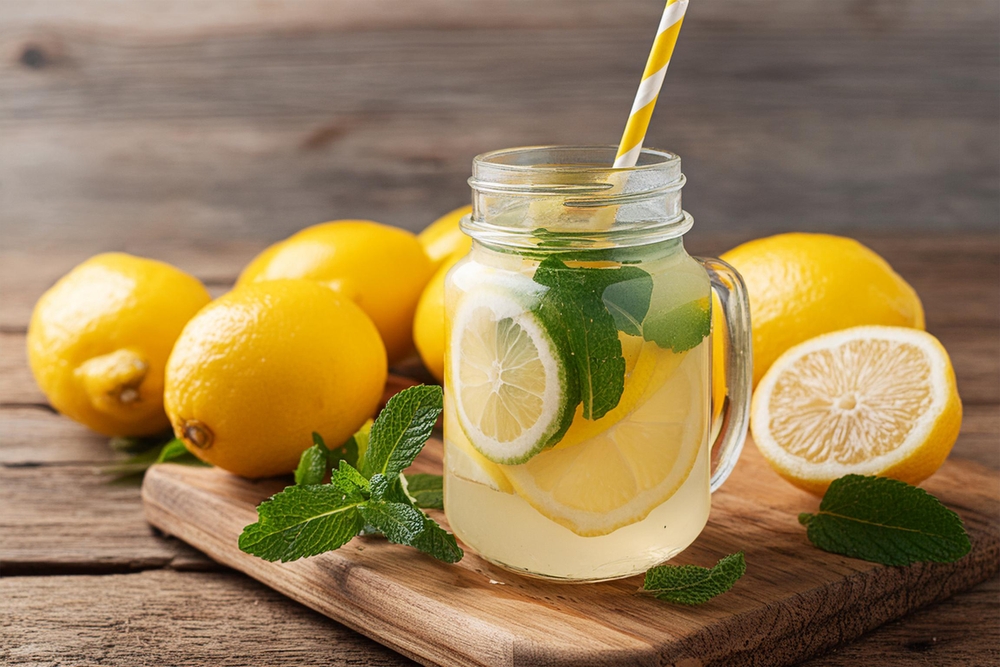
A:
1,0,997,255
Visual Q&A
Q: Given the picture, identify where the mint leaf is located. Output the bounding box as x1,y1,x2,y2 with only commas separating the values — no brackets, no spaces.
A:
362,385,443,478
404,473,444,510
587,267,652,337
295,434,331,486
331,461,370,496
643,297,711,353
238,484,366,562
799,475,972,566
642,552,746,605
410,517,464,563
359,500,426,544
534,258,626,420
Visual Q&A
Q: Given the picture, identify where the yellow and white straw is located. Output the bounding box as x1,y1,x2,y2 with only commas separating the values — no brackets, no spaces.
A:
614,0,689,168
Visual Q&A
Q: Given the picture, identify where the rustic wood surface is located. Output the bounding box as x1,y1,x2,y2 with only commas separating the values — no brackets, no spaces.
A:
1,0,997,255
2,0,999,664
140,436,999,667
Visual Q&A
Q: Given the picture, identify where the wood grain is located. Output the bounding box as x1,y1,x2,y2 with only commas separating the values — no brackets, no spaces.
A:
0,464,214,574
1,0,996,252
0,570,416,667
141,439,1000,667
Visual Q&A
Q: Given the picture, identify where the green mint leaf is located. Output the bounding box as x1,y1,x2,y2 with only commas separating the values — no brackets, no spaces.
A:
295,434,331,486
410,516,464,563
534,257,625,420
587,267,652,337
155,438,208,466
359,500,426,545
109,433,170,454
642,297,711,353
238,484,365,562
404,473,444,510
330,461,370,497
362,385,443,478
799,475,972,566
642,552,746,605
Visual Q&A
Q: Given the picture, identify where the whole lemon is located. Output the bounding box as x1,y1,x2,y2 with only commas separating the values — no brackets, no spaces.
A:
413,258,457,382
418,205,472,271
238,220,433,365
27,253,211,437
721,233,924,386
164,280,387,478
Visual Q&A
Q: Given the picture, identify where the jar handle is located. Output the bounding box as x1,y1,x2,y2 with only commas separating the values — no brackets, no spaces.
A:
697,257,753,492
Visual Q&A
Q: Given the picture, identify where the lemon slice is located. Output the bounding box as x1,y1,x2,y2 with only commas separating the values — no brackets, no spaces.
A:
443,396,513,493
450,287,576,464
553,334,685,451
751,325,962,496
500,353,706,536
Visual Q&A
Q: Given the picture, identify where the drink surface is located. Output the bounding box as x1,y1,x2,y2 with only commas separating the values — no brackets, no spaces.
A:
443,239,713,581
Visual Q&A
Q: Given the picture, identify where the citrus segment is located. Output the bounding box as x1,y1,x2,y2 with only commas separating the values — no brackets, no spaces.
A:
500,351,706,536
450,288,575,464
751,325,962,496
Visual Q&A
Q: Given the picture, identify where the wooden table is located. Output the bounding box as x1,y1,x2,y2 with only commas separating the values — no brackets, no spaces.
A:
1,0,997,664
2,234,998,666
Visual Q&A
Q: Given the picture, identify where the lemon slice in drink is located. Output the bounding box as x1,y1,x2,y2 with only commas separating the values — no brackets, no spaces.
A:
553,334,686,451
450,287,577,464
501,353,705,536
751,325,962,496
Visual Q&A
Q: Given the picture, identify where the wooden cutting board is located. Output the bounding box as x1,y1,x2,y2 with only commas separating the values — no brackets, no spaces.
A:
142,438,999,667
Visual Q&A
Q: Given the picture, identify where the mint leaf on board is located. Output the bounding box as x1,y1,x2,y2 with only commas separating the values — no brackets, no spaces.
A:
410,516,464,563
240,385,463,565
642,297,711,353
404,473,444,510
642,552,746,605
295,434,331,486
359,500,426,545
238,484,366,562
362,385,443,478
799,475,972,566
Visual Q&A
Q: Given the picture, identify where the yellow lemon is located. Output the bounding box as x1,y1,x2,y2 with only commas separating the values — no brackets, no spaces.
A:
500,352,705,536
751,326,962,496
164,280,387,478
27,253,211,437
413,260,453,382
238,220,433,365
721,233,924,386
418,205,472,271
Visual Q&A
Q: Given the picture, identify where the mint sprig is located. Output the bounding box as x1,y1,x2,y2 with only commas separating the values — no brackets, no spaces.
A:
799,475,972,566
239,385,462,564
641,552,746,605
403,473,444,510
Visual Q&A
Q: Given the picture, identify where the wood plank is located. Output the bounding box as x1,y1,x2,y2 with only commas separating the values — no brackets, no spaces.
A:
4,0,995,34
0,570,415,667
0,463,214,574
800,575,1000,667
141,440,1000,667
0,570,994,667
1,1,996,252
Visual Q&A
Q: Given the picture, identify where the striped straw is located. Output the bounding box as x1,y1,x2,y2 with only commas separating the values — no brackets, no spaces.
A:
613,0,689,168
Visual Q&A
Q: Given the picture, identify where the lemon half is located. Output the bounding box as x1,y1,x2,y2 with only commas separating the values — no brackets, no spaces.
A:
751,325,962,495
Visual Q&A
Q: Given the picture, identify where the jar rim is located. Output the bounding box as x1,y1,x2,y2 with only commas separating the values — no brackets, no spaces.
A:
472,145,680,174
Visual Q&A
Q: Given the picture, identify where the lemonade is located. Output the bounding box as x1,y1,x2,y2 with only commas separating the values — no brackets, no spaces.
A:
441,146,752,581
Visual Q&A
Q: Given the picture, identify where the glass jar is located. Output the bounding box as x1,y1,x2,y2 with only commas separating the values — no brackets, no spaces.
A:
442,146,751,581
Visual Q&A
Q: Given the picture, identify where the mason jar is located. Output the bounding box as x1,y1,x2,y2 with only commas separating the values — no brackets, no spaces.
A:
442,146,751,581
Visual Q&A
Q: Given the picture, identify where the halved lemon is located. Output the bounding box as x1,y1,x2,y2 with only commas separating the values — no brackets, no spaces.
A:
449,287,576,464
500,353,706,536
751,325,962,496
